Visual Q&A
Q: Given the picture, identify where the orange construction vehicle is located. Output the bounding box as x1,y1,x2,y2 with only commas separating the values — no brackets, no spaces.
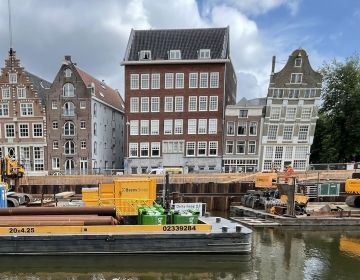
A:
345,173,360,207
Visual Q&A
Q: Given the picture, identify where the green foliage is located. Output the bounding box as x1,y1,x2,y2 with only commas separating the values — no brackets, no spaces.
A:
311,55,360,163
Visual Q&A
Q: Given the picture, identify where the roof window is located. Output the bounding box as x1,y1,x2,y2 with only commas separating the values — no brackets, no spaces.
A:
139,50,152,60
169,50,181,60
199,49,211,59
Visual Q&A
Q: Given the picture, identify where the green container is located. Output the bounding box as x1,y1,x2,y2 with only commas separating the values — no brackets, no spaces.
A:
172,210,199,224
138,206,166,225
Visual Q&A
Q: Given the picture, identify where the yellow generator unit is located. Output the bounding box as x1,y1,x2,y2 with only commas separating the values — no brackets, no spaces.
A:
345,176,360,207
82,178,157,215
255,172,278,188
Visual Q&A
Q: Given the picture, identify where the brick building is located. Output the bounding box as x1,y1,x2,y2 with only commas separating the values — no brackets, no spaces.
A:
0,49,50,175
46,56,124,175
223,97,266,172
122,27,236,174
260,49,322,171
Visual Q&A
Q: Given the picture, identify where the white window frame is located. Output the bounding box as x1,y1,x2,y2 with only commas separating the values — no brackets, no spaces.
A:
130,74,139,90
285,107,297,120
80,101,86,109
209,96,218,111
199,73,208,88
151,142,160,157
188,96,197,112
130,120,139,135
52,101,57,110
199,49,211,59
139,50,151,60
175,73,184,89
226,140,234,154
198,141,207,156
301,107,312,119
151,97,160,112
140,120,149,135
209,141,218,156
236,140,245,154
165,73,174,89
186,142,196,156
32,123,43,138
169,50,181,60
294,58,302,67
199,96,208,111
248,141,256,154
20,103,33,116
210,72,219,88
140,142,149,158
151,120,159,135
1,87,10,99
19,123,29,138
130,97,139,113
175,96,184,112
65,68,72,78
227,121,235,136
270,107,281,120
52,157,60,170
189,73,198,88
164,96,173,112
188,119,197,134
141,97,149,112
164,119,173,135
141,74,150,90
208,119,217,134
17,87,26,99
174,119,183,135
290,73,303,84
0,103,9,117
249,122,257,136
198,119,207,134
268,125,278,140
298,125,309,141
63,83,75,97
129,143,138,157
283,125,293,140
9,73,17,84
151,73,160,89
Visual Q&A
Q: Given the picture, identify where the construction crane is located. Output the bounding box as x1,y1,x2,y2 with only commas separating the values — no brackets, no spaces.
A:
0,156,32,207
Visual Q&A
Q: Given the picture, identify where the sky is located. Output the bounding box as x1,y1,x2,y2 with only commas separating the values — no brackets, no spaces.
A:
0,0,359,101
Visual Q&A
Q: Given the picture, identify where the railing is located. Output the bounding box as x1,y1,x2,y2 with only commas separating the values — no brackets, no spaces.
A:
309,162,359,171
50,169,125,176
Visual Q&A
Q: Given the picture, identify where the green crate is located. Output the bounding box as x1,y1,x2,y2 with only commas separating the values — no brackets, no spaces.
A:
172,210,199,224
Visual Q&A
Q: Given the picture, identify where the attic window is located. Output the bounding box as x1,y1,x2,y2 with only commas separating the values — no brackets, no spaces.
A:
65,68,72,77
294,58,302,67
139,50,152,60
199,49,211,59
9,73,17,84
169,50,181,60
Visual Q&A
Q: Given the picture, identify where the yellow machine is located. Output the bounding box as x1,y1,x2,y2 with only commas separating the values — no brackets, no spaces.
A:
255,172,277,188
345,174,360,207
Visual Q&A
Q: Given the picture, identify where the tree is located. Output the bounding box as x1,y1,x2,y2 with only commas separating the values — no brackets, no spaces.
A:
311,55,360,163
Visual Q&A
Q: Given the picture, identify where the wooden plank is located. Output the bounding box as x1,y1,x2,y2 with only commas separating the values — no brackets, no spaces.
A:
55,192,75,199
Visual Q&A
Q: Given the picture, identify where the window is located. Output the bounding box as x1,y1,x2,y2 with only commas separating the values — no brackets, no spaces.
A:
151,97,160,112
198,142,207,156
0,103,9,116
270,107,281,120
248,141,256,154
198,119,207,134
263,160,273,171
236,141,245,154
186,142,196,156
130,120,139,135
34,147,44,171
227,121,235,135
272,88,284,98
283,125,293,140
93,122,97,136
151,142,160,157
188,119,197,134
63,102,75,116
294,58,302,67
164,119,173,134
130,74,139,90
249,122,257,136
2,88,10,99
290,73,303,84
199,49,210,59
208,119,217,134
63,83,75,97
81,141,86,149
295,146,308,159
265,147,273,159
129,143,138,157
151,120,159,135
141,74,149,89
301,108,312,119
93,141,97,155
174,96,183,112
268,125,278,140
139,50,151,60
141,97,149,112
237,123,246,136
189,73,198,88
33,123,43,137
140,120,149,135
169,50,181,60
199,73,208,88
5,124,15,138
80,101,86,109
64,121,75,136
175,73,184,89
289,89,300,99
65,68,72,77
165,73,174,89
52,101,57,109
239,110,248,118
210,72,219,88
64,141,75,155
298,125,309,141
80,121,86,129
209,96,218,111
162,141,184,154
188,96,197,111
226,141,234,154
209,141,218,156
53,141,59,149
80,157,88,173
19,124,29,138
140,142,149,157
9,73,17,84
164,97,173,112
275,146,283,159
294,160,306,170
20,103,33,116
51,157,60,170
285,146,293,159
130,97,139,113
51,121,58,129
286,107,296,120
174,119,183,134
17,87,26,98
151,74,160,89
199,96,208,111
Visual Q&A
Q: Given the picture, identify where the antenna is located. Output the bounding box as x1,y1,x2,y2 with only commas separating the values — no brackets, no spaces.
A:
8,0,13,53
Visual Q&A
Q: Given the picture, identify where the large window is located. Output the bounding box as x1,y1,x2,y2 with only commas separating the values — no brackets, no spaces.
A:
199,96,208,111
290,73,303,84
151,142,160,157
208,119,217,134
141,97,149,112
298,125,309,141
130,74,139,90
0,103,9,116
188,96,197,111
209,96,218,111
17,87,26,98
151,97,160,112
165,73,174,89
198,119,207,134
270,107,281,120
64,141,75,155
174,119,183,134
198,142,207,156
285,107,296,120
164,97,173,112
140,142,149,157
141,74,150,89
151,120,159,135
9,73,17,84
129,143,138,157
163,141,184,154
237,123,246,136
175,96,183,112
236,141,245,154
268,125,278,140
188,119,197,134
248,141,256,154
164,119,173,134
130,97,139,113
249,122,257,136
227,121,235,135
226,141,234,154
199,73,208,88
63,83,74,97
140,120,149,135
130,120,139,135
19,124,29,138
189,73,198,88
209,141,218,156
5,124,15,138
20,103,33,116
33,147,44,171
63,102,75,116
1,87,10,99
64,121,75,136
210,72,219,88
283,125,293,140
175,73,184,89
186,142,196,156
151,74,160,89
301,108,312,119
265,146,274,159
33,123,43,137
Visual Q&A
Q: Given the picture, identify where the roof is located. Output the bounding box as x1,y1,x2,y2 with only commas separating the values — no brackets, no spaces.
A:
236,97,267,107
25,71,51,105
124,27,230,62
75,66,124,112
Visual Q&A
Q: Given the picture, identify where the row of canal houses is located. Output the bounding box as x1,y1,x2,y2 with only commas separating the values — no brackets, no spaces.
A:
0,27,321,175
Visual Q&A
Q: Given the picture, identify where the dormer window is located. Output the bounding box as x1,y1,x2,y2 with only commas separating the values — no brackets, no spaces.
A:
139,50,151,60
169,50,181,60
65,68,72,77
9,73,17,84
199,49,211,59
294,58,302,67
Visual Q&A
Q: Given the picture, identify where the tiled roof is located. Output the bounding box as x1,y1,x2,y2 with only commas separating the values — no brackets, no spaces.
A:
75,66,124,112
124,27,229,61
25,71,51,105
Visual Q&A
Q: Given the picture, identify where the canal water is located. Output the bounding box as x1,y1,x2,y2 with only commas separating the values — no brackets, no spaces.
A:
0,227,359,279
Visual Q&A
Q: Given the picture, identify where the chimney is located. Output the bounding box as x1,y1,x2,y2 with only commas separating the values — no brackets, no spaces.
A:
271,56,276,73
65,55,72,62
